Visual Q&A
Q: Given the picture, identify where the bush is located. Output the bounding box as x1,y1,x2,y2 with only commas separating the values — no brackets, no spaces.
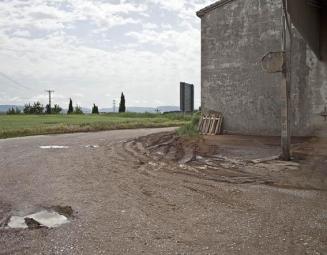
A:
191,111,201,126
176,123,199,137
23,103,31,114
74,105,84,114
45,104,62,114
52,104,62,114
176,112,201,137
23,102,44,114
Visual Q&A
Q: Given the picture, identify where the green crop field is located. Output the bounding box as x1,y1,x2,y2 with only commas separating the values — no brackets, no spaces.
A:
0,113,191,139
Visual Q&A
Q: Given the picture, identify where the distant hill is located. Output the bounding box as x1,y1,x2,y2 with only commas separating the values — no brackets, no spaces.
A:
0,105,23,113
157,106,180,112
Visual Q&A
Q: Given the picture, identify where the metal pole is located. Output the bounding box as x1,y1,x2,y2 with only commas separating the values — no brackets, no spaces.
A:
280,6,291,161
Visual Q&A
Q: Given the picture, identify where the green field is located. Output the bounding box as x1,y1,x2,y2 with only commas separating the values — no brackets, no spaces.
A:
0,113,191,139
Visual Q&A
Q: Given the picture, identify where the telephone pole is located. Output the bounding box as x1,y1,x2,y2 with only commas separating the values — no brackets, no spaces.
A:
45,90,55,114
261,0,292,160
280,0,292,160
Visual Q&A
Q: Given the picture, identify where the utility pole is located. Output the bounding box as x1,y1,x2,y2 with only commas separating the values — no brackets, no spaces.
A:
261,0,292,160
280,0,292,161
113,100,116,113
45,90,55,114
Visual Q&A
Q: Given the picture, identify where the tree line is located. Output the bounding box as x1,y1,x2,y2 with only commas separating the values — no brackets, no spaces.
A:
7,92,126,115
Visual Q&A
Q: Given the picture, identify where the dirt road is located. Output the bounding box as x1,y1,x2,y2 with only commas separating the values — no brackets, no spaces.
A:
0,128,326,254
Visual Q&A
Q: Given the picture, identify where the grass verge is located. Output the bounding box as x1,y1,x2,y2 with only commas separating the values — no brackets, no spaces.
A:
0,113,191,139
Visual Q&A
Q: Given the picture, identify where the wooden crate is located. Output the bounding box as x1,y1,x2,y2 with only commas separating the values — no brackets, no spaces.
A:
198,112,223,135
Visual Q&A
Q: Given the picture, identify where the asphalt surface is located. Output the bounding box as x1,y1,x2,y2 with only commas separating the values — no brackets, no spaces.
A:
0,128,326,255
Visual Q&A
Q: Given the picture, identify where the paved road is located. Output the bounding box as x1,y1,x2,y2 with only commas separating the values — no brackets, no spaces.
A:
0,128,326,255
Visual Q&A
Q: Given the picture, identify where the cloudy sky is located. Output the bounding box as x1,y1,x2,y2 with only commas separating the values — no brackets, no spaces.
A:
0,0,213,109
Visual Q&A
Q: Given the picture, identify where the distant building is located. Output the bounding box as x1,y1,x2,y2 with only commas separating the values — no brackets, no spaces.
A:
197,0,327,136
180,82,194,112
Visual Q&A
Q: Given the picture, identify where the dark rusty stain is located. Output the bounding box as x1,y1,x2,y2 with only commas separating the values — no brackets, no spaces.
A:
261,51,285,73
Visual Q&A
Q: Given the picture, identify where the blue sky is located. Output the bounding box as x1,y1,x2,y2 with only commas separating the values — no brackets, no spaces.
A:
0,0,213,108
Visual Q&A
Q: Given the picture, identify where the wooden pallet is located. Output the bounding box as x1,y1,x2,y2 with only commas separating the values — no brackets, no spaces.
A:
198,112,223,135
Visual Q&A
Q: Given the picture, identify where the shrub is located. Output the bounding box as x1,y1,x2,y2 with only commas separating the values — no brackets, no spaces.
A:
23,102,44,114
45,104,62,114
176,112,201,137
53,104,62,114
74,105,84,114
176,122,199,137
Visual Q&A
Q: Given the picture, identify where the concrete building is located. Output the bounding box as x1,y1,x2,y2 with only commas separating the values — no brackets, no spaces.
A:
180,82,194,112
197,0,327,136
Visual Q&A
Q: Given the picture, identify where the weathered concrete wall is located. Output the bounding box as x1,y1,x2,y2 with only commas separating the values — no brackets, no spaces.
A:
201,0,283,135
305,43,327,137
200,0,327,136
290,29,327,136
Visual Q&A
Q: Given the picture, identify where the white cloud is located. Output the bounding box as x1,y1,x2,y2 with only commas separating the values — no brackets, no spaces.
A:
0,0,211,108
142,22,158,30
12,30,31,37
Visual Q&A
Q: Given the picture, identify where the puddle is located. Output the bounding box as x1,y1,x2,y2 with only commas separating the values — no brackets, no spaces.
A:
5,208,71,230
40,146,69,149
84,145,99,148
7,216,27,229
27,211,68,228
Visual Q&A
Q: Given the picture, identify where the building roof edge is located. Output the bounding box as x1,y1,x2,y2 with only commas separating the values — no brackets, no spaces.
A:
196,0,236,18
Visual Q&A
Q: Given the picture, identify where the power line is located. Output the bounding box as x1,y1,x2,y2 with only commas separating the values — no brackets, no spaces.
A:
0,71,32,91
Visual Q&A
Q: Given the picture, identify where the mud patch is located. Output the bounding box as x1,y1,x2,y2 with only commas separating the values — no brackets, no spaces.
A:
135,131,198,162
49,206,74,218
132,131,327,190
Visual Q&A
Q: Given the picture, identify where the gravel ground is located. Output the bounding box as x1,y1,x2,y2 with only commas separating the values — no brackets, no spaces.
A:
0,128,326,255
